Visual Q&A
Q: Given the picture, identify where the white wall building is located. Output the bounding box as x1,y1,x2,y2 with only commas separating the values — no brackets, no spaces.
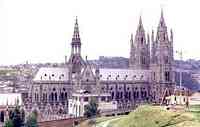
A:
68,90,117,117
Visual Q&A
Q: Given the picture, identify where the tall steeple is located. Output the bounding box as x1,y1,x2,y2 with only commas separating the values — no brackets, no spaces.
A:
158,9,166,28
72,17,81,44
71,17,81,55
150,9,175,85
68,17,85,74
156,9,168,43
129,16,150,70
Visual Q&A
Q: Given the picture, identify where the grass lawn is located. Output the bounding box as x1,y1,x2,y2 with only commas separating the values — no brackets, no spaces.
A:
80,105,200,127
109,105,200,127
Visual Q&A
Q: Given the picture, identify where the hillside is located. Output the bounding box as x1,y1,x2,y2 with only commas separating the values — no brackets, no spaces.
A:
89,105,200,127
108,105,200,127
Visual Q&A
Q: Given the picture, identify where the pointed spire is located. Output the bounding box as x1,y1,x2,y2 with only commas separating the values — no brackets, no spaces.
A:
72,16,81,44
130,33,134,50
138,15,144,30
170,29,173,42
151,29,154,42
139,15,142,26
130,33,133,42
159,9,166,27
147,33,150,44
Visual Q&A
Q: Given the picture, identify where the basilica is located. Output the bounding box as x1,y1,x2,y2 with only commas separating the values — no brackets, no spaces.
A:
27,10,175,115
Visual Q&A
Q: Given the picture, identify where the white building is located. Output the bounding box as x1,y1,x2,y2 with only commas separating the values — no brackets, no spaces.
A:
68,90,117,117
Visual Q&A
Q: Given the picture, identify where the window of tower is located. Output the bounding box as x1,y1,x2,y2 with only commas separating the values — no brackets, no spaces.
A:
141,37,144,45
141,56,145,64
153,72,156,80
165,71,170,81
164,56,169,64
163,33,165,40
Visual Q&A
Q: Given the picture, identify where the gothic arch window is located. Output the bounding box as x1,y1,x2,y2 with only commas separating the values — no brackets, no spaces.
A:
141,55,146,65
153,72,156,80
120,92,123,99
43,93,46,101
60,93,64,101
65,92,68,100
51,92,54,102
141,37,143,44
164,56,169,64
111,92,114,100
165,71,170,81
128,92,131,100
163,33,165,41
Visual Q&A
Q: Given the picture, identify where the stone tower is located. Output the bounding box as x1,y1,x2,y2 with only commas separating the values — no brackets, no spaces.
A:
68,17,85,74
151,10,175,102
129,16,150,70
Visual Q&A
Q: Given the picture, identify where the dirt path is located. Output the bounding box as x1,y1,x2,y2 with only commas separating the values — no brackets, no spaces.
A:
96,118,120,127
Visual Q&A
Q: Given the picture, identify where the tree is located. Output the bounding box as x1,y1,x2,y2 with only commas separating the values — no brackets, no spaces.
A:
8,107,25,127
84,98,100,118
4,119,13,127
25,113,38,127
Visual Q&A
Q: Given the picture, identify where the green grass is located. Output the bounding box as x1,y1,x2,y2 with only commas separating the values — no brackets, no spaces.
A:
80,105,200,127
108,105,200,127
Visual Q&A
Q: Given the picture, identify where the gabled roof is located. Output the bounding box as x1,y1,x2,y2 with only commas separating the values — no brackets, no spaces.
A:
33,67,69,81
99,68,151,81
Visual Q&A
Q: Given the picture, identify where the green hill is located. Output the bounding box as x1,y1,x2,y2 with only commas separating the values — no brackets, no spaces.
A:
107,105,200,127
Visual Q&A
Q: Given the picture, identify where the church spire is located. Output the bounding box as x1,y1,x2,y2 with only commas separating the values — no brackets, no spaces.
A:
72,16,81,44
158,9,166,27
71,16,81,55
137,15,144,31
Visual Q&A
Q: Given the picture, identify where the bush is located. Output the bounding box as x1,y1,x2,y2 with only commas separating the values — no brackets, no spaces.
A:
84,98,100,118
4,119,13,127
25,113,38,127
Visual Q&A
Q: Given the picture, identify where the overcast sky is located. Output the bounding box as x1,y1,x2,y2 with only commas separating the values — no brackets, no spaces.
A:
0,0,199,65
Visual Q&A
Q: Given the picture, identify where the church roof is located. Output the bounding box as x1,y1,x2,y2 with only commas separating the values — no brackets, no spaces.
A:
33,67,69,81
99,68,151,81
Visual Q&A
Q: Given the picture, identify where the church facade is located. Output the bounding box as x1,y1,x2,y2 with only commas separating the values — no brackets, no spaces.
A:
27,10,175,115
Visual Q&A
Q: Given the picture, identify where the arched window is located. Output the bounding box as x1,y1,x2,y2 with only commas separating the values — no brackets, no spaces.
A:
164,56,169,64
55,93,57,101
51,93,54,102
61,93,64,101
65,92,68,100
141,55,146,65
141,37,143,44
111,92,114,100
165,71,170,81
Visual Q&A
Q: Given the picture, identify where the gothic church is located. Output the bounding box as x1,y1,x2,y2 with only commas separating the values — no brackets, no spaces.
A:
27,10,175,115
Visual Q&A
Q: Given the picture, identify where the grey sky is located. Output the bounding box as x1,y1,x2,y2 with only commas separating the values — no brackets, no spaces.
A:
0,0,199,65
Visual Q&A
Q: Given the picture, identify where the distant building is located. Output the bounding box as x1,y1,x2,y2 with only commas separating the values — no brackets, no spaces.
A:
0,93,23,123
27,10,175,116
